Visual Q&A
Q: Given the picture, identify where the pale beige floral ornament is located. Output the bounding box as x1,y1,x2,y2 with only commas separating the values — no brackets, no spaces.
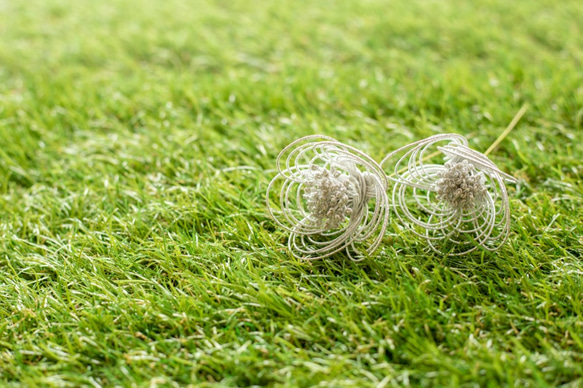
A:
381,133,516,255
266,135,389,261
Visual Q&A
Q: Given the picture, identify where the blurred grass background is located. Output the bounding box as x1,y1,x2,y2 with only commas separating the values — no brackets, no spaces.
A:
0,0,582,386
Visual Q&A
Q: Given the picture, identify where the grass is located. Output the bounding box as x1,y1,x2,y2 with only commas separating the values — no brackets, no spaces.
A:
0,0,582,386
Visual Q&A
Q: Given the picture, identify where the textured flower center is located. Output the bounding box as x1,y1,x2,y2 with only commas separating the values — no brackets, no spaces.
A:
435,159,487,210
303,166,354,229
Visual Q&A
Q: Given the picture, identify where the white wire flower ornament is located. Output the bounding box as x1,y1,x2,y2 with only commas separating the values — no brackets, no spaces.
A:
266,135,389,261
381,134,516,255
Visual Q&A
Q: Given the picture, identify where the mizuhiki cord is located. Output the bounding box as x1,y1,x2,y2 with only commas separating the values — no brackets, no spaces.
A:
381,133,516,255
266,135,389,261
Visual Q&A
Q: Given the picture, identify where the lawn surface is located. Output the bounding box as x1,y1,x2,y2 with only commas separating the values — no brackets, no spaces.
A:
1,0,582,386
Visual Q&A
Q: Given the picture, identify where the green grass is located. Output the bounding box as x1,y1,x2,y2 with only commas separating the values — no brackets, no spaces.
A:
1,0,582,386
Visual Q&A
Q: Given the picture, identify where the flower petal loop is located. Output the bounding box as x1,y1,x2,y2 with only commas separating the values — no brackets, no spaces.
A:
267,136,389,261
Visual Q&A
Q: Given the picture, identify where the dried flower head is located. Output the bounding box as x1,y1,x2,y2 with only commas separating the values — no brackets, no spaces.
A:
381,134,516,255
266,135,389,261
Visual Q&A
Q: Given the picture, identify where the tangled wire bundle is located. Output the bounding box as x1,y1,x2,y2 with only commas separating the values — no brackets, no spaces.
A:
266,136,389,261
381,134,516,255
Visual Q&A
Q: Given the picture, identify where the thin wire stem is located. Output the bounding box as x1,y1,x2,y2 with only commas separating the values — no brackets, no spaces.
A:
484,104,529,156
